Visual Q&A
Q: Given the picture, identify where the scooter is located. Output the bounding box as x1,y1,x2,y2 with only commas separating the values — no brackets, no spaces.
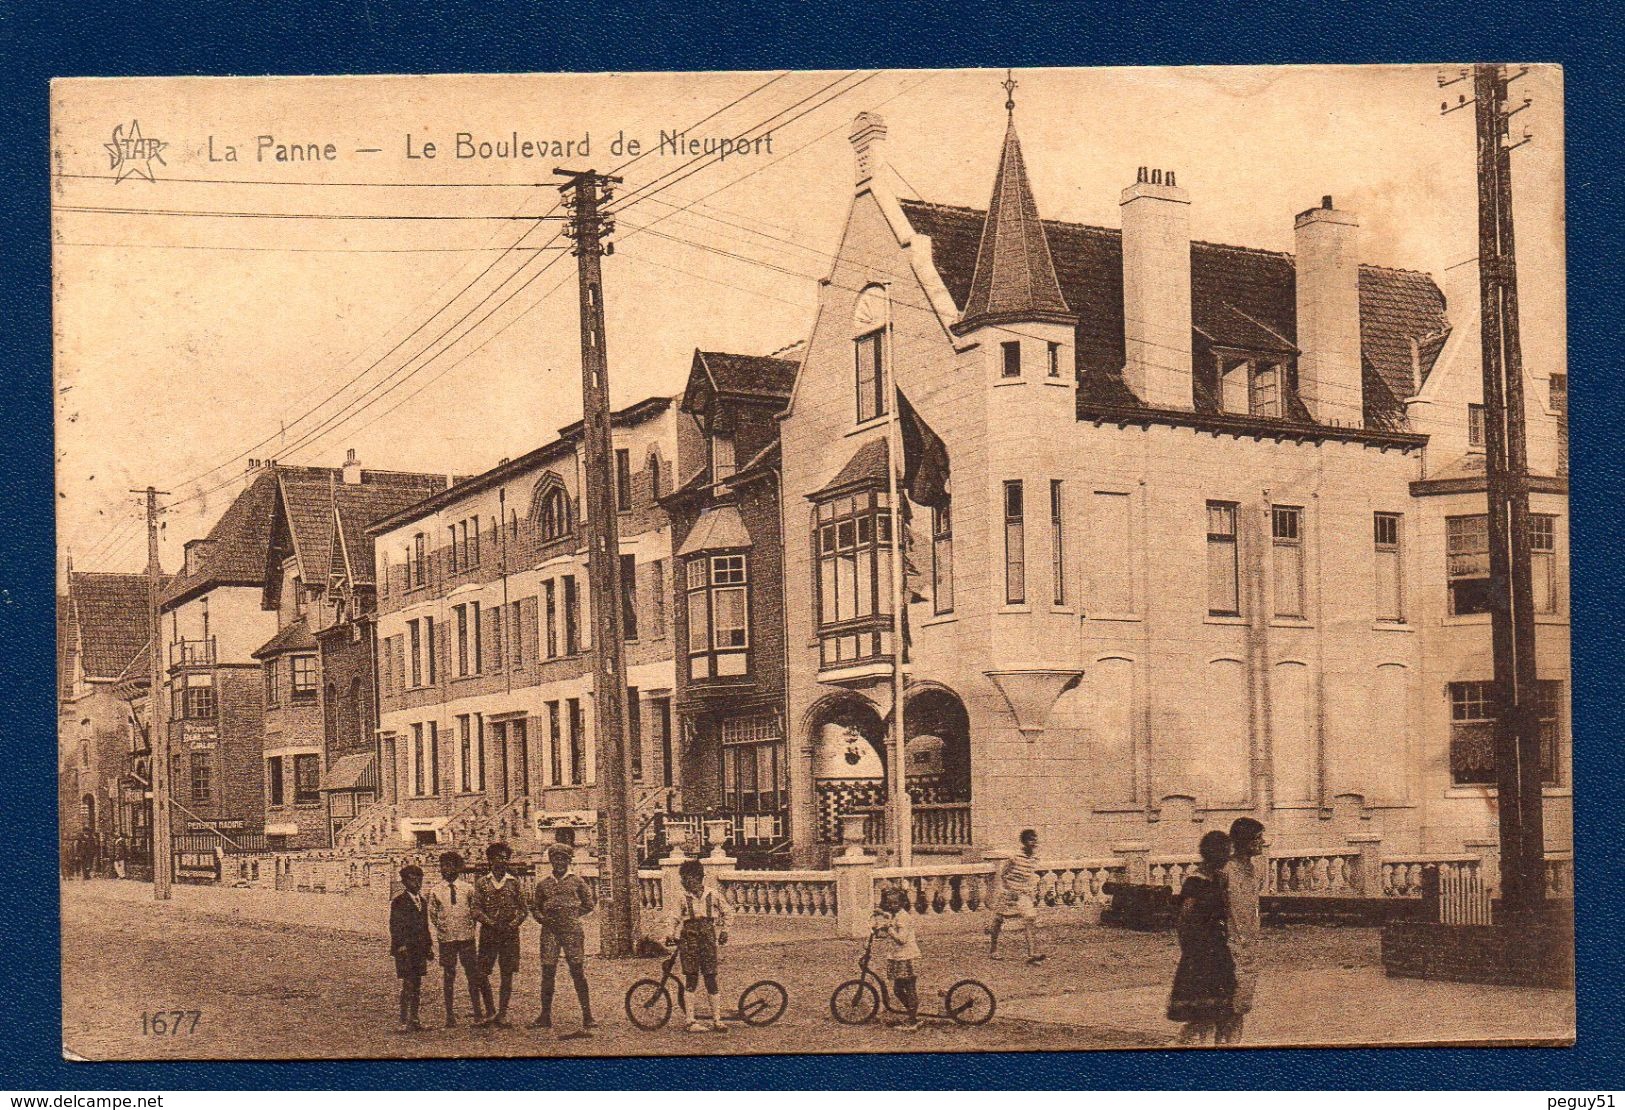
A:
828,930,995,1026
624,945,788,1031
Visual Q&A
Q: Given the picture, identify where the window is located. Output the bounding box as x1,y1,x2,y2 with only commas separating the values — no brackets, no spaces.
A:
412,532,426,587
182,673,216,720
510,600,525,666
511,718,529,797
1004,480,1026,604
293,753,320,805
458,714,485,793
711,433,735,483
1051,480,1066,606
1001,340,1022,379
616,448,633,511
1207,502,1240,616
537,483,572,542
1047,341,1062,378
489,604,504,669
544,580,559,659
425,617,437,684
471,518,480,567
628,687,643,782
621,554,639,641
190,761,213,804
1250,363,1282,418
1374,512,1405,622
653,697,674,789
1467,403,1486,449
1530,514,1557,614
721,716,788,838
1446,514,1492,616
411,723,425,796
567,697,585,785
456,605,470,676
291,654,318,702
448,525,460,572
409,620,423,687
264,658,279,707
812,489,896,669
932,502,954,615
546,701,563,786
1271,506,1304,618
687,553,750,679
267,757,284,807
855,330,887,423
563,575,580,655
648,454,663,500
1449,680,1563,787
650,559,666,638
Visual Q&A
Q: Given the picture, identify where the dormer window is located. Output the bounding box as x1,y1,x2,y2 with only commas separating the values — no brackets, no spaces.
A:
532,475,573,543
1467,403,1486,450
711,432,735,483
1216,354,1288,418
1250,362,1282,418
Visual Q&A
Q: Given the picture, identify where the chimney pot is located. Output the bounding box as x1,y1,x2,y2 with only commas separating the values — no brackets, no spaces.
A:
1295,197,1363,426
1119,172,1194,409
1322,195,1333,209
342,448,363,485
849,112,889,187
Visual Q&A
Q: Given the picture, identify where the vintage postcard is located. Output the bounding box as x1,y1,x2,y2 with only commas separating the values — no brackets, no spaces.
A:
53,65,1573,1061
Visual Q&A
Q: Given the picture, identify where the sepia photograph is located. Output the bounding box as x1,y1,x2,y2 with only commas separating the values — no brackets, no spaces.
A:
51,64,1574,1062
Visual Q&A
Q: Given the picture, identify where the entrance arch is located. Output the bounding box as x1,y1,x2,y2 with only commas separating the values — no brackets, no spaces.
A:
807,693,887,844
897,684,972,848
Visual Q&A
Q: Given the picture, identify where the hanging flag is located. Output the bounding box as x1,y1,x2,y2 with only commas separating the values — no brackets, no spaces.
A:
897,389,950,511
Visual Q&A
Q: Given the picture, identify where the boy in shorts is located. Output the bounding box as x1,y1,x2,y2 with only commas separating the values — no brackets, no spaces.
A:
427,850,486,1027
528,842,597,1031
989,828,1046,964
665,858,731,1032
470,841,528,1027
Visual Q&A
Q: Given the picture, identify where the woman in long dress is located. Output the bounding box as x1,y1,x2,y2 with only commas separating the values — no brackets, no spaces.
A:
1167,830,1236,1045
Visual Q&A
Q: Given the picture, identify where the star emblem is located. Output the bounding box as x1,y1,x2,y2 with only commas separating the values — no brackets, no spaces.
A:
105,121,167,182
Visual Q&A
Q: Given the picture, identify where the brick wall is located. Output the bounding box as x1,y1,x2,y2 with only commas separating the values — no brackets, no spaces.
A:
1381,911,1574,988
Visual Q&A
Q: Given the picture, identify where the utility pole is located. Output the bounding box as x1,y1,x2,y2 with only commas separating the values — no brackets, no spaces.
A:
135,486,173,900
1450,63,1544,913
556,166,639,957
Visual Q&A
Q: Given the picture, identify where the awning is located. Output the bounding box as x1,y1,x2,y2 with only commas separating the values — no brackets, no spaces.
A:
677,505,752,558
320,751,377,793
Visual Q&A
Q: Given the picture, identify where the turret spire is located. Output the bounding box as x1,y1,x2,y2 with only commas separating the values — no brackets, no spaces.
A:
954,78,1073,334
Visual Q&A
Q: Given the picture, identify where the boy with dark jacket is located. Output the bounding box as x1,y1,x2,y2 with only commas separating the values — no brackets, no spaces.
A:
389,864,434,1031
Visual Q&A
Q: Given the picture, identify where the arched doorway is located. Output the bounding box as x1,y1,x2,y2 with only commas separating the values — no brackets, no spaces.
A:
807,694,887,845
899,685,972,848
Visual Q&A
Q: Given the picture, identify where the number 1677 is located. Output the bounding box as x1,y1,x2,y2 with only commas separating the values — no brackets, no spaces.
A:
141,1010,201,1035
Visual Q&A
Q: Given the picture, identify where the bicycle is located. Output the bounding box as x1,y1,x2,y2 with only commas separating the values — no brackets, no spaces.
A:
828,931,996,1026
624,946,788,1031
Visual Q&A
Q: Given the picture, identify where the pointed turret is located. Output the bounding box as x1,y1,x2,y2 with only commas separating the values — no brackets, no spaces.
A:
954,83,1073,335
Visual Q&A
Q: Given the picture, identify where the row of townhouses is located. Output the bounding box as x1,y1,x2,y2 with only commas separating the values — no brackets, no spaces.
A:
60,106,1570,871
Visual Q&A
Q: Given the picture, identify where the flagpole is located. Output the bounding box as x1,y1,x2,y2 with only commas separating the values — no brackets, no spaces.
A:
881,284,912,868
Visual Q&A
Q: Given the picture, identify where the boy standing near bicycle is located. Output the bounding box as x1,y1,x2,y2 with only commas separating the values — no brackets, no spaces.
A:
874,886,923,1031
665,858,730,1033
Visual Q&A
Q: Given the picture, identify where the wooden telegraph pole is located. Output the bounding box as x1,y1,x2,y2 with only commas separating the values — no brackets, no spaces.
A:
136,486,174,900
1457,63,1544,913
555,166,639,957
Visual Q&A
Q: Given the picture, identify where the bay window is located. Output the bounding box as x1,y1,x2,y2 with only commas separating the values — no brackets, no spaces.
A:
686,553,749,679
812,489,895,670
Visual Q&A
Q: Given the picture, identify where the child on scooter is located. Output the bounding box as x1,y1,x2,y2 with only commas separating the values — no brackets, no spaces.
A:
874,886,923,1032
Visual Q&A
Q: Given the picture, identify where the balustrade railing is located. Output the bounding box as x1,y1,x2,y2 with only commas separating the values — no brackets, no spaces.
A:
1148,856,1201,891
1267,850,1363,895
912,803,972,847
639,869,664,911
1380,855,1483,898
873,862,997,916
1034,859,1125,907
718,870,838,918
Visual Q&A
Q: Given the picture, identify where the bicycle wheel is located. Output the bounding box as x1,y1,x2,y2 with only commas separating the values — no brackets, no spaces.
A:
829,979,880,1025
737,980,788,1026
944,979,996,1026
625,978,673,1030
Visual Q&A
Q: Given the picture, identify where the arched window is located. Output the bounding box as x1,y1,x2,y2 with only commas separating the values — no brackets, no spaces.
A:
853,284,890,424
530,473,572,542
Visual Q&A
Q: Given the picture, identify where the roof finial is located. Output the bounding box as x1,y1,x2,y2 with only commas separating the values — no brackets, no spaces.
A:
1002,69,1018,117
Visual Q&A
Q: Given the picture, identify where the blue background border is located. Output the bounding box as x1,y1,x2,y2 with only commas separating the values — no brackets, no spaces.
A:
4,0,1621,1090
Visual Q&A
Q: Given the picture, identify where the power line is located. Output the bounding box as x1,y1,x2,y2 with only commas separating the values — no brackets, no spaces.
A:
56,240,568,255
57,204,568,221
55,171,560,188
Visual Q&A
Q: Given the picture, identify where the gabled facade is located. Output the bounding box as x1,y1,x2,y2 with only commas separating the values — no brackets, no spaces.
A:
774,105,1569,864
368,397,695,854
58,571,159,873
664,348,800,859
161,458,446,845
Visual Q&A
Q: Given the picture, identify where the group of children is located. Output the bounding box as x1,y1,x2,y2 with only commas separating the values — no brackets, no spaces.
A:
389,840,597,1034
389,829,1047,1035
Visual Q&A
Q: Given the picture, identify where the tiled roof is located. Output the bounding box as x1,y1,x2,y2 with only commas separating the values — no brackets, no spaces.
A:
898,200,1450,425
278,469,447,586
813,437,889,499
252,615,317,659
956,119,1073,332
162,470,282,605
68,571,154,681
695,351,800,401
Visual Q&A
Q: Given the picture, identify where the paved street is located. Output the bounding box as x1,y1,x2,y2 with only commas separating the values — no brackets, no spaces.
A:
60,880,1573,1061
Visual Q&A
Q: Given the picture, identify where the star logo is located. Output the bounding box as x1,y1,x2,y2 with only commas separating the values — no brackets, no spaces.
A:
105,121,167,182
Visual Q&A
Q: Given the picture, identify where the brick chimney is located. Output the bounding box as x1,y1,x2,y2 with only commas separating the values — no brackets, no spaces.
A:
342,447,362,485
849,112,888,188
1294,196,1363,427
1120,167,1193,409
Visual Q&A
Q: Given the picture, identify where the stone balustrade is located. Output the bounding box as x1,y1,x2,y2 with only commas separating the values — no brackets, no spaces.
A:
1267,850,1364,895
718,870,840,918
1380,854,1483,898
873,862,997,917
